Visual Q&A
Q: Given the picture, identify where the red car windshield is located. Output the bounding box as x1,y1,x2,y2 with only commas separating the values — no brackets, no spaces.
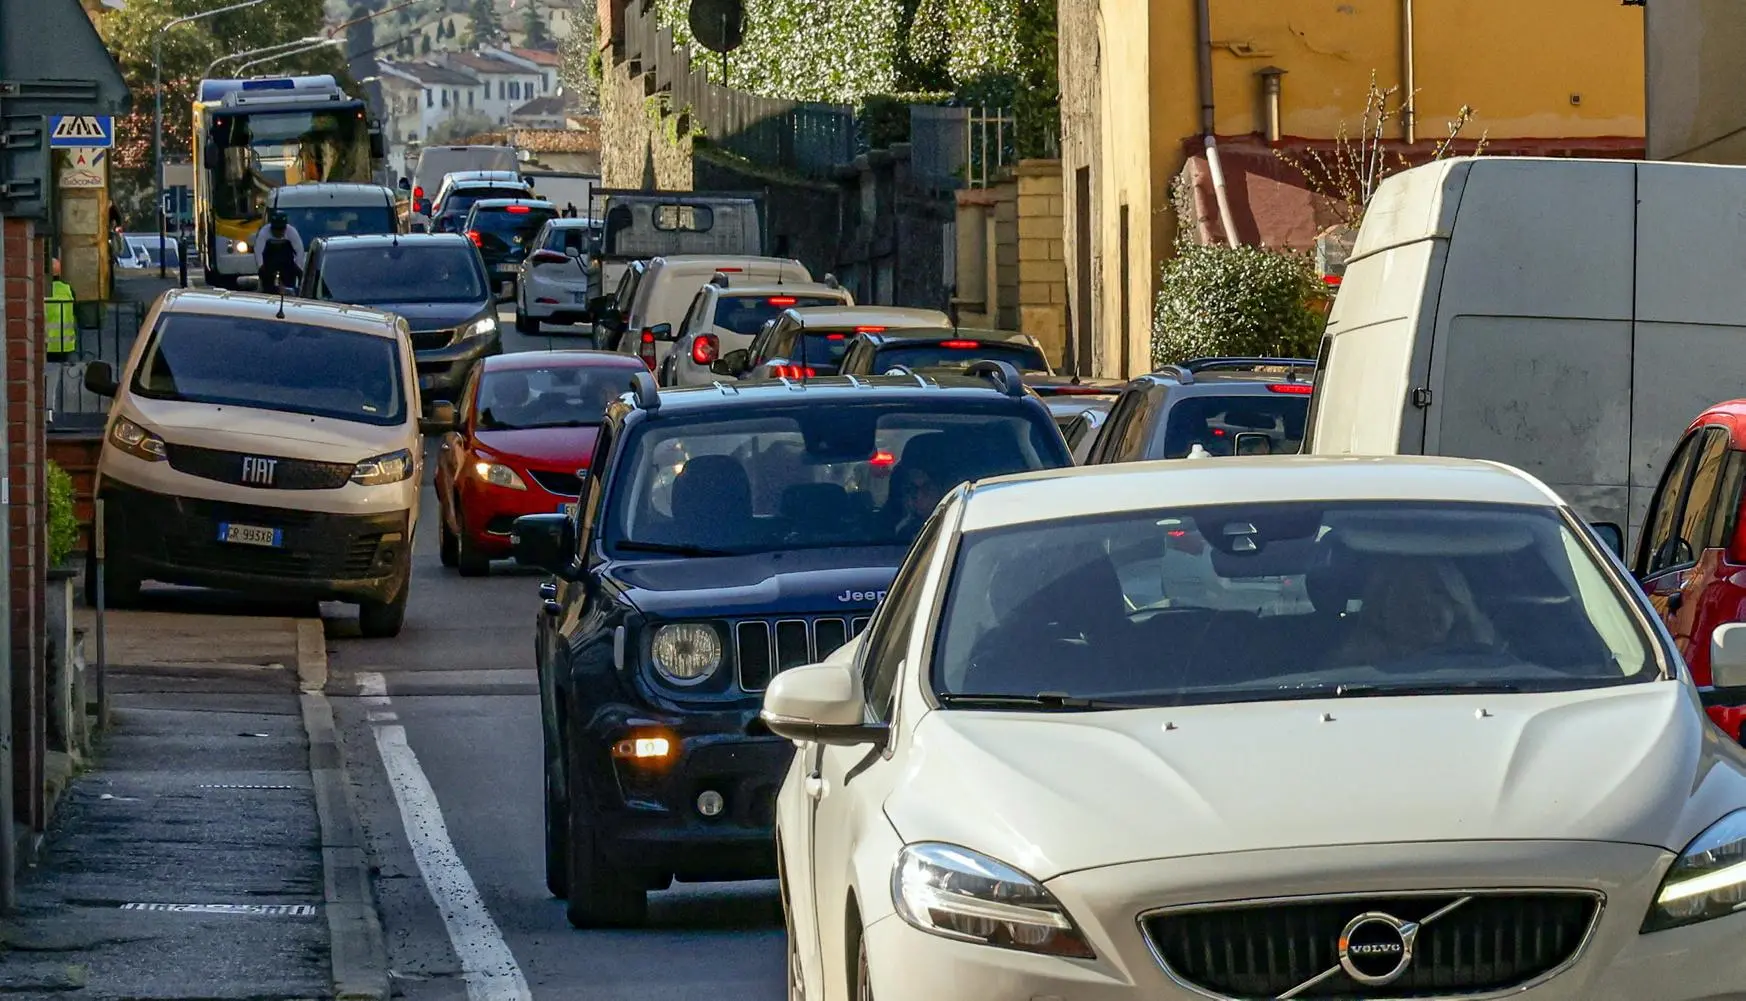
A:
476,364,635,430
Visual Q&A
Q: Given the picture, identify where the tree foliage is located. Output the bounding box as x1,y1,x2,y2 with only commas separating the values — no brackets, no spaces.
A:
465,0,504,46
556,0,600,112
46,461,78,569
1152,240,1329,366
428,110,496,144
523,5,551,46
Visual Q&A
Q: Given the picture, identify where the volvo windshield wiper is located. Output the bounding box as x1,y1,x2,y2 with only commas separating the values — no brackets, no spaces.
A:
614,540,742,557
938,692,1147,711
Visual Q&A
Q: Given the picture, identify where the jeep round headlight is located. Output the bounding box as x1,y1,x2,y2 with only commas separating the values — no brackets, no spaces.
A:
650,623,721,685
1645,809,1746,932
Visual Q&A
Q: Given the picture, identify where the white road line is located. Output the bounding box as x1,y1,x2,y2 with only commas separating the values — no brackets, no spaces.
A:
359,671,532,1001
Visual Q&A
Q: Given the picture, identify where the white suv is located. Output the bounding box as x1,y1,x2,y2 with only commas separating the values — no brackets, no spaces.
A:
659,277,850,386
765,454,1746,1000
83,289,453,638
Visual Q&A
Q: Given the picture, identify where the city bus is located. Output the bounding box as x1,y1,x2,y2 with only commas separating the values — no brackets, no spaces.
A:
193,75,383,288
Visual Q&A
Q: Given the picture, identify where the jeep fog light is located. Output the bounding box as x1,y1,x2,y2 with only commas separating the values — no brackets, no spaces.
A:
697,790,724,817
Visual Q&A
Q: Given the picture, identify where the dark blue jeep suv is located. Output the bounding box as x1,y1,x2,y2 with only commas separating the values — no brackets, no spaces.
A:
511,363,1072,927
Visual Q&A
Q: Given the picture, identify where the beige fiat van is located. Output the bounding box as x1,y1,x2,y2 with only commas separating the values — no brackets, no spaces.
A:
83,289,454,637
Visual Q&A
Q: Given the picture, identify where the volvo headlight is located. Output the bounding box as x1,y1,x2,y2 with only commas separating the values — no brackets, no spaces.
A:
110,417,167,461
892,843,1095,958
463,315,498,339
1646,810,1746,932
474,461,526,490
649,623,721,685
352,449,415,486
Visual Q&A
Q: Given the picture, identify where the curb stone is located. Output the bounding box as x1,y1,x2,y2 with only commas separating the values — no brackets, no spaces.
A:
297,624,390,1001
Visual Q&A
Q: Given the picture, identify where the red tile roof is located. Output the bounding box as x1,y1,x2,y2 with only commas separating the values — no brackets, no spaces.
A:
510,46,562,66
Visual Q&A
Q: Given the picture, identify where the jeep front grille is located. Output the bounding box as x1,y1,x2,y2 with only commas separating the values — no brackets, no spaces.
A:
735,616,873,691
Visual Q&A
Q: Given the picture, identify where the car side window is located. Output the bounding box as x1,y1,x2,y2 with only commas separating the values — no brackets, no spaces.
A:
1710,449,1746,553
860,515,943,723
1641,431,1703,575
677,290,707,338
1091,390,1143,463
1674,427,1731,563
577,423,618,555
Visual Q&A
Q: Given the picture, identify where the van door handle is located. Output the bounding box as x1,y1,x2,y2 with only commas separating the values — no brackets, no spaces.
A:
803,775,826,800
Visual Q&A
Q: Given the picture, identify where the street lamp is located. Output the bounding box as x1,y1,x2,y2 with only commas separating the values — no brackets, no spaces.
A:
154,0,269,277
207,36,325,79
233,37,343,77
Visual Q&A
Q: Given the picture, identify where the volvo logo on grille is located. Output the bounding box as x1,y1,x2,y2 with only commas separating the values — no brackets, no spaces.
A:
1337,911,1419,987
240,456,278,486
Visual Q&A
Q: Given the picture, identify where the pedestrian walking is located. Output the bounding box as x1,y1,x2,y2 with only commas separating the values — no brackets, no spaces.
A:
252,211,305,293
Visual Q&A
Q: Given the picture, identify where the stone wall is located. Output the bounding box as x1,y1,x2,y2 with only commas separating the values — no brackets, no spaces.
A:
693,153,842,281
1015,160,1067,366
597,54,692,191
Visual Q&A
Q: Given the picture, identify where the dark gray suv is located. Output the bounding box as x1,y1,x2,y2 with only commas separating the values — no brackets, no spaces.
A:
1083,357,1314,464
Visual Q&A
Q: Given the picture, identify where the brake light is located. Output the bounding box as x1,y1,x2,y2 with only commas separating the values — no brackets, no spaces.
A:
1045,385,1111,395
467,230,483,247
869,449,896,467
825,333,845,340
691,333,718,365
413,186,424,200
854,326,886,333
506,204,531,214
1267,383,1314,394
638,329,657,370
940,340,981,349
772,364,816,378
767,296,797,306
717,267,742,273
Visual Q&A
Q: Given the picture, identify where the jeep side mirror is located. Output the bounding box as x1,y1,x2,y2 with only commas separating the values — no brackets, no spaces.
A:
713,348,750,376
1589,521,1624,560
511,513,575,577
84,361,118,397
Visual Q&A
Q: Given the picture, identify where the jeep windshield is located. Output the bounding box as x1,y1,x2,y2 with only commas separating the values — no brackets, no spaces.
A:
130,312,406,426
606,402,1070,555
931,501,1660,709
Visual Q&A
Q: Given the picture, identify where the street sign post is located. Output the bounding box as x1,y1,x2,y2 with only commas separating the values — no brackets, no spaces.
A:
49,114,113,148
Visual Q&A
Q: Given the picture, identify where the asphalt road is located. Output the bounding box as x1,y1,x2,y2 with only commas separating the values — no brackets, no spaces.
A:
320,306,787,1000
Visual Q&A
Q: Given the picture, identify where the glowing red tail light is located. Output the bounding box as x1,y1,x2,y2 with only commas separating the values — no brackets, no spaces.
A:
825,333,845,340
1047,385,1112,395
506,204,531,214
940,340,981,349
869,449,896,467
767,296,796,306
413,186,424,200
1267,382,1313,394
854,326,886,333
639,328,658,370
773,364,816,378
691,333,719,365
466,230,483,247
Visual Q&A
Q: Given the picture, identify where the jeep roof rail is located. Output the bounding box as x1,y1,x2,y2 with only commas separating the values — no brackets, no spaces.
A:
881,365,933,388
628,370,660,412
1180,356,1317,378
964,359,1026,398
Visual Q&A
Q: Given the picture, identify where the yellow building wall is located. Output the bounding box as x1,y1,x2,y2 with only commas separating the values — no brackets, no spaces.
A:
1095,0,1164,378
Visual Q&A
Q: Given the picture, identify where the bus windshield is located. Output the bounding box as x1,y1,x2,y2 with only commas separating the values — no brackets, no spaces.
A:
209,108,371,224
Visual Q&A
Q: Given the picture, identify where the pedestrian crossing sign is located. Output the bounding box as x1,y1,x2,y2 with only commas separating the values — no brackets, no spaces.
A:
49,115,114,149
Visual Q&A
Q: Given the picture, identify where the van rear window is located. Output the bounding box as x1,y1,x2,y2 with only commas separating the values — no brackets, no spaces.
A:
130,313,406,427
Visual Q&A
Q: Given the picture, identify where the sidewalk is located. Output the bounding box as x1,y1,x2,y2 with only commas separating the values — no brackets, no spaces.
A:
0,609,385,1000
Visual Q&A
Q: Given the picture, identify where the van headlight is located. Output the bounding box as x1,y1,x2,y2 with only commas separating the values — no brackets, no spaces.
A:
892,843,1095,958
463,316,498,339
110,417,167,461
649,623,721,684
1644,809,1746,932
352,449,415,486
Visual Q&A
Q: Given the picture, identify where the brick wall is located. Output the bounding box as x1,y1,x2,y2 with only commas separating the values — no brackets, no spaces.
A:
1015,160,1068,366
4,217,45,832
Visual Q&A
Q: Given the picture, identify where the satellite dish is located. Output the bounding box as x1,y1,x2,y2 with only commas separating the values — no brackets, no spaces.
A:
689,0,745,54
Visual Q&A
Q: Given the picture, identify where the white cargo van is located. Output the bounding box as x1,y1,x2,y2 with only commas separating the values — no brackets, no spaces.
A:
1303,156,1746,544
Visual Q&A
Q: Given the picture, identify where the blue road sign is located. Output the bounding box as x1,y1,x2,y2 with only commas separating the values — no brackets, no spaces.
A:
49,115,113,148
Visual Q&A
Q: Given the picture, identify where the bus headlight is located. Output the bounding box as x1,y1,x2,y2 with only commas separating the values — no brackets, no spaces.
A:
232,239,249,254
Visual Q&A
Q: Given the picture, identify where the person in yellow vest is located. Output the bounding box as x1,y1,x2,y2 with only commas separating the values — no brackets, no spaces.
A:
45,257,76,360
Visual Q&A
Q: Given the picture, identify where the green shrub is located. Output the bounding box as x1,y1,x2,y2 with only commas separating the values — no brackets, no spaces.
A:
1152,241,1329,367
46,460,78,568
857,91,954,148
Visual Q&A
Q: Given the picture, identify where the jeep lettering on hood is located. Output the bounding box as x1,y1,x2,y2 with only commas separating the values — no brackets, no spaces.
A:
839,589,887,603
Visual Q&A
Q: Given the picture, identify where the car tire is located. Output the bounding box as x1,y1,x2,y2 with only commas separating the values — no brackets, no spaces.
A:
357,565,410,639
439,513,459,568
544,750,569,899
563,731,647,928
854,926,874,1001
515,302,537,335
455,503,490,577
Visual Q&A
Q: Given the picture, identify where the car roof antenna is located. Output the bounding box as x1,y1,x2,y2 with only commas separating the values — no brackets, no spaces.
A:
275,280,287,319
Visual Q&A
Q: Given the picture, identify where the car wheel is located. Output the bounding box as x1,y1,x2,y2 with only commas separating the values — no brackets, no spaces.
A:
357,567,410,639
455,504,491,577
439,512,459,568
515,302,537,335
563,731,647,928
782,870,806,1000
854,927,874,1001
544,748,569,898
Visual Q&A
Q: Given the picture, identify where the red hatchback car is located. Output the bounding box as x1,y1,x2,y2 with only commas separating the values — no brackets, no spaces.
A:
1628,401,1746,739
435,351,647,575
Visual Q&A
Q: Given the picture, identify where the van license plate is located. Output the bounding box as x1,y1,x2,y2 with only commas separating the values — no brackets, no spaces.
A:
218,522,283,548
558,503,578,518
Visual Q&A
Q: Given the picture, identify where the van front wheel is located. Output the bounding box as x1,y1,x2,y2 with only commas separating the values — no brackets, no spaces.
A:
358,568,410,638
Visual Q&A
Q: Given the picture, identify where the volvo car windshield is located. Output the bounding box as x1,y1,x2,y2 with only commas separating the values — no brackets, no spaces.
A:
607,403,1069,555
932,501,1659,708
130,313,405,426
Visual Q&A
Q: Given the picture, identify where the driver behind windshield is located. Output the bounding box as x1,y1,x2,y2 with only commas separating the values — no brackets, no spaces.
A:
476,366,625,430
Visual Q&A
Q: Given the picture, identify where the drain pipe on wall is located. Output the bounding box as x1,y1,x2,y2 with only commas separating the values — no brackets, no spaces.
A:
1401,0,1416,144
1197,0,1240,247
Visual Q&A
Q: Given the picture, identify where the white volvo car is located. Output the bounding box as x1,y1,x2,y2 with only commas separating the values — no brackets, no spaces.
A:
763,455,1746,1000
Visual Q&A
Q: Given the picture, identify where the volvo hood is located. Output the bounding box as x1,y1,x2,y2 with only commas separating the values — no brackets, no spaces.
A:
884,684,1746,881
608,547,907,619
